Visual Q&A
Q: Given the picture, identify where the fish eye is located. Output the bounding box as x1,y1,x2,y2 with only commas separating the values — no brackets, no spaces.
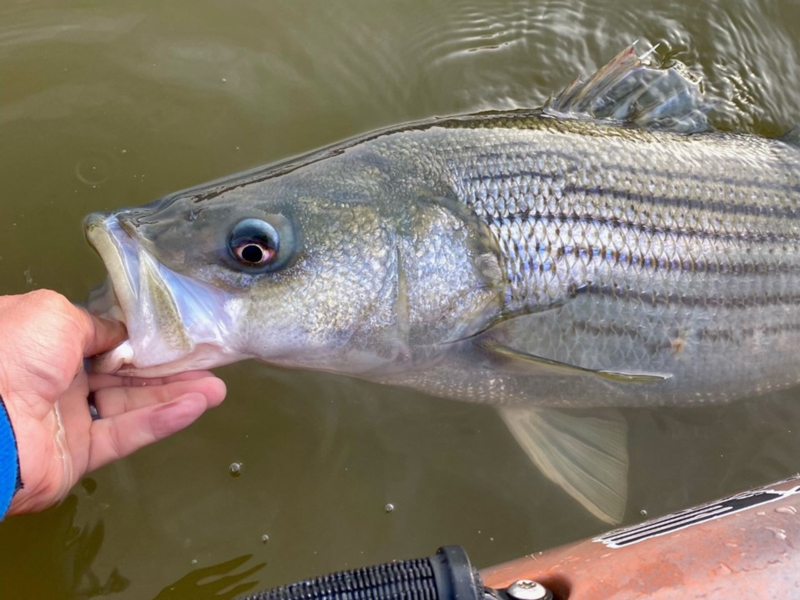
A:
229,219,280,268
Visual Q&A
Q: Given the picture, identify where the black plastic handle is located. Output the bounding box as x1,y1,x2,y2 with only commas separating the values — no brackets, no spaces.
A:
239,546,483,600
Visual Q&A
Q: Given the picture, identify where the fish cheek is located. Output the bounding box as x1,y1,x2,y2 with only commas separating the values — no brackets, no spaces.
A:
396,194,505,347
243,208,395,361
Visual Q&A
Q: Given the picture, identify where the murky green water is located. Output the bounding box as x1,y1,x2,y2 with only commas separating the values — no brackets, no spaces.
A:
1,0,800,597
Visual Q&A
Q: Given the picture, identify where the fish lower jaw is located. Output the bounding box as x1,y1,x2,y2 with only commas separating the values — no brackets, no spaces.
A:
91,341,247,377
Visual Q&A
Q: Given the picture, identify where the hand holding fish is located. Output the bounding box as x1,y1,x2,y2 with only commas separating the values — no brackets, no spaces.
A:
0,290,226,516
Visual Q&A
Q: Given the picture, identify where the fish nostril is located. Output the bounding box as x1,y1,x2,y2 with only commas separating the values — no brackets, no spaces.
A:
115,204,155,231
115,204,164,229
117,214,139,237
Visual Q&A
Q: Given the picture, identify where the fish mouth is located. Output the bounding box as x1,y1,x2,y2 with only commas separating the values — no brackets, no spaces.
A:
85,213,140,327
84,212,243,376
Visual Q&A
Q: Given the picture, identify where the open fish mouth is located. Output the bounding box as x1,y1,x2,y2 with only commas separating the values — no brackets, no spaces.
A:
85,213,141,326
84,212,242,376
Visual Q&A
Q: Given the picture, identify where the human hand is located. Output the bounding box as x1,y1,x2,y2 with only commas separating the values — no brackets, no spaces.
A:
0,290,226,516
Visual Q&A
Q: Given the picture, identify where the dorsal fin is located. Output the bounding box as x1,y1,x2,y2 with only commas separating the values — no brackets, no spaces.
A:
546,44,710,134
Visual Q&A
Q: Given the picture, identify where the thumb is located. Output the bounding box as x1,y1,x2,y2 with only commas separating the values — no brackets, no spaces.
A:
77,311,127,358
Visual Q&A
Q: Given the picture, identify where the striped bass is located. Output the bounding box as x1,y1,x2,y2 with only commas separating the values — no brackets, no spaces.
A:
84,46,800,523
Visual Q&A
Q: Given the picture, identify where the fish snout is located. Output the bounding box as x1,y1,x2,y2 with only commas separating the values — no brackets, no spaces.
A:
83,211,111,234
84,208,148,241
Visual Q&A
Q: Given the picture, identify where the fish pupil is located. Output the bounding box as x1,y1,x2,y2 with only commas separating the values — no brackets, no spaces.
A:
229,218,282,269
241,244,264,264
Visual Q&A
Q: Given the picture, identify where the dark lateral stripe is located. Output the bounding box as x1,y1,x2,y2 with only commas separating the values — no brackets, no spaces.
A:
570,319,653,343
572,318,800,346
490,212,800,246
466,172,800,221
574,185,797,220
580,284,800,309
456,146,800,195
506,246,796,279
701,321,800,343
497,225,800,279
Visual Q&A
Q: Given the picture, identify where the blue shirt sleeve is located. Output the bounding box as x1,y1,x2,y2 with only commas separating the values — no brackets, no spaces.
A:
0,395,21,517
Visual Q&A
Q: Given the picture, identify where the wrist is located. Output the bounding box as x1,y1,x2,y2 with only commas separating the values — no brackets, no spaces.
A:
0,394,22,518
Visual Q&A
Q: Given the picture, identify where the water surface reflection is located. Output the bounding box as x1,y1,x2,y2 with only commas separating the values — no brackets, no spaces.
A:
0,0,798,598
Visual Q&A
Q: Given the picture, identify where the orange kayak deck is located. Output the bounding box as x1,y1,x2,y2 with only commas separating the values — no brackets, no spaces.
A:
482,476,800,599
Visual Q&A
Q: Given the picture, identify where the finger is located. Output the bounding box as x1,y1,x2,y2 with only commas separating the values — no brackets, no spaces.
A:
66,304,126,358
87,393,213,471
88,370,219,392
73,308,127,358
93,376,226,418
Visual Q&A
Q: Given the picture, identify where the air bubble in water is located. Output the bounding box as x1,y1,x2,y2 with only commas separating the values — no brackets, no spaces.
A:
75,150,115,186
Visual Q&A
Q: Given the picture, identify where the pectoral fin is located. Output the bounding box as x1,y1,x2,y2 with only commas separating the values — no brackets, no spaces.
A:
499,406,629,524
781,125,800,147
480,339,670,384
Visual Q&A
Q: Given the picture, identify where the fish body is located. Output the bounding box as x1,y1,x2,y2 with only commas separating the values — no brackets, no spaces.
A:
376,115,800,407
84,47,800,523
86,109,800,407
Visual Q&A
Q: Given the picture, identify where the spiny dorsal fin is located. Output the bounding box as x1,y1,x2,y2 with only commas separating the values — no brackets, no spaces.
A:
547,44,710,134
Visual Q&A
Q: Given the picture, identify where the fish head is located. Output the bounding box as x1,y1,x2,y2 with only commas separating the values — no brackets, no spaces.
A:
85,179,393,376
85,156,504,378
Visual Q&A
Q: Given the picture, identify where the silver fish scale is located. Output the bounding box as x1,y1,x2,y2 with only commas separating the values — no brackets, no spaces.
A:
423,123,800,313
373,118,800,404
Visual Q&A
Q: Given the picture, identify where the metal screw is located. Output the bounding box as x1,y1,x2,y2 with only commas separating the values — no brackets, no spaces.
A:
506,579,551,600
